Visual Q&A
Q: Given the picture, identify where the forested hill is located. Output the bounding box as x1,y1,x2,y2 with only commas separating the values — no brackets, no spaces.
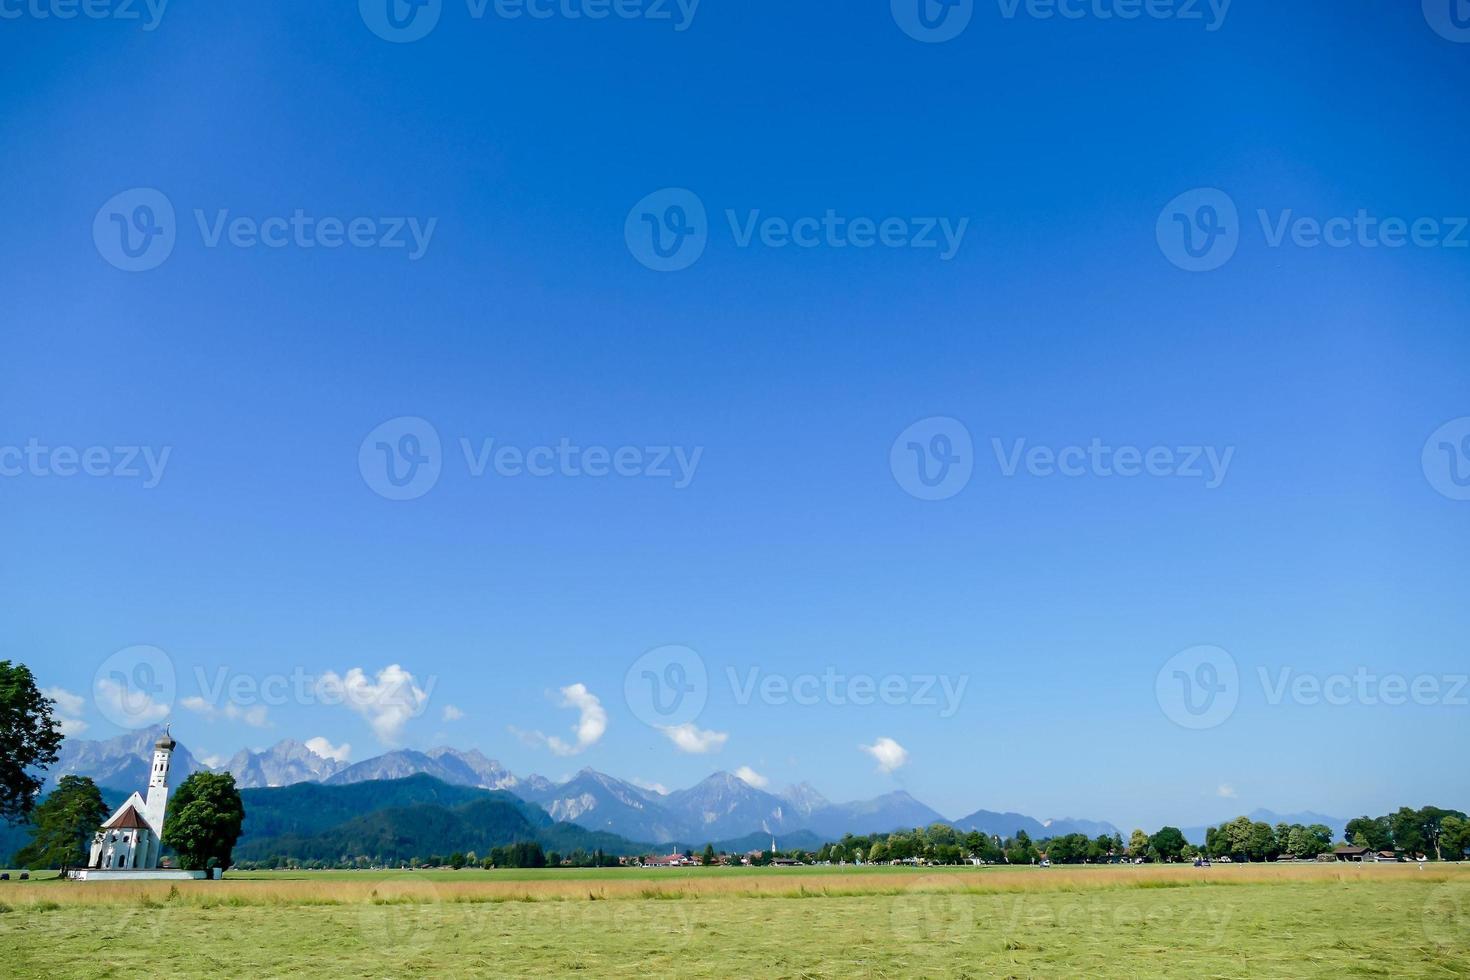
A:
233,775,647,864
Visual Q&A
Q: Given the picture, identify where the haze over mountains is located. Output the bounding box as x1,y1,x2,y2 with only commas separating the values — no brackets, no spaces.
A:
49,727,1187,845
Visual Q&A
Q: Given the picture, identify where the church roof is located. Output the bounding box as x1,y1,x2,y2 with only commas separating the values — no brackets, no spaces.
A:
105,805,151,831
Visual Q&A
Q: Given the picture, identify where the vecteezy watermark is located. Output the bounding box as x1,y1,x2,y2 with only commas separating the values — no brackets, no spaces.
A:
359,0,699,43
727,667,969,718
1157,646,1469,730
0,0,168,30
993,437,1234,488
359,417,705,500
625,188,970,272
93,188,176,272
995,0,1231,30
0,439,172,488
186,665,438,713
1423,0,1470,43
890,417,1235,500
890,417,974,501
624,644,709,730
892,0,975,43
892,0,1230,43
1258,668,1469,708
94,188,437,272
93,645,177,730
1158,187,1470,272
359,417,443,501
1422,417,1470,501
1156,645,1240,730
893,888,1235,946
623,645,968,734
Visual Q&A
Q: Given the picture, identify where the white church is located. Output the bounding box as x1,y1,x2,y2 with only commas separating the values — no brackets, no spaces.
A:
70,726,218,881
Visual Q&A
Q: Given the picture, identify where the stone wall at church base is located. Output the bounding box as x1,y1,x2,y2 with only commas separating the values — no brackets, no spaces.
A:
67,868,220,881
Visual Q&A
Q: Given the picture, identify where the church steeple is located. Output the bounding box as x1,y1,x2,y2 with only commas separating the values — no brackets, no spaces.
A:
149,724,175,789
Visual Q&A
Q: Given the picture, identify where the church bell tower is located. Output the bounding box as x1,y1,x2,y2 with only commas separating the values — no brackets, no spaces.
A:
143,725,176,852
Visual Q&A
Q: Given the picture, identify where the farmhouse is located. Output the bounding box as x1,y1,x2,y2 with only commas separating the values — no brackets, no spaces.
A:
69,726,218,881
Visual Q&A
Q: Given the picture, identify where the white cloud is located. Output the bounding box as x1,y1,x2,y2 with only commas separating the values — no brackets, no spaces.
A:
95,677,169,726
441,705,464,722
43,687,87,736
632,778,669,796
198,753,228,769
180,695,270,728
658,722,729,754
306,737,352,763
44,687,85,716
859,737,910,774
315,664,432,745
734,766,769,789
1217,783,1237,799
519,684,607,757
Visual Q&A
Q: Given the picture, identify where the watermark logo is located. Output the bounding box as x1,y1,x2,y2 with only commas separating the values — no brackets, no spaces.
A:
890,417,974,501
360,417,443,501
93,645,176,730
1423,417,1470,501
1156,644,1239,730
1258,667,1467,708
626,188,708,272
1423,880,1470,950
93,191,437,270
1157,188,1239,272
625,644,708,729
355,877,458,954
1159,188,1468,271
626,189,970,271
891,879,975,941
728,667,968,717
0,0,168,30
996,0,1231,30
993,438,1234,487
1423,0,1470,43
0,440,171,487
94,188,176,272
892,0,974,43
360,0,442,42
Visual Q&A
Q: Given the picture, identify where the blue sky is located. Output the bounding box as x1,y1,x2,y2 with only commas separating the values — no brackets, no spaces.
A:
3,1,1468,831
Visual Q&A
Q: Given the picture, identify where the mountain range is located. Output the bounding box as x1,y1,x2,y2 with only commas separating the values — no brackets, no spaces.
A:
47,726,1130,845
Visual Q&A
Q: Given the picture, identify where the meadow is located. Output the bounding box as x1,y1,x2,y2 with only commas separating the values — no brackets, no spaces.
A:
1,863,1466,977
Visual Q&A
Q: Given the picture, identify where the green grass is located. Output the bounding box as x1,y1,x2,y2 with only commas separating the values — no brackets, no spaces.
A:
2,866,1467,977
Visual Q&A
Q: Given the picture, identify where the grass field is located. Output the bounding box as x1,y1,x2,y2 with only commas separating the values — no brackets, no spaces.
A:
2,863,1467,977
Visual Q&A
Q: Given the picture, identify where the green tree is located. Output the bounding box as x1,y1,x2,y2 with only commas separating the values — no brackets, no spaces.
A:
1416,807,1467,861
701,844,716,866
13,775,108,872
1345,815,1392,851
1440,815,1470,861
1389,807,1426,857
1149,827,1187,862
1247,821,1277,861
162,771,245,871
0,662,65,824
449,852,466,869
1128,829,1150,858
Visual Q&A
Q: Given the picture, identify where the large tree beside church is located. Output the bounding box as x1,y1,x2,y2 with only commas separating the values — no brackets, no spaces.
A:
162,771,245,871
14,775,108,873
0,661,65,823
